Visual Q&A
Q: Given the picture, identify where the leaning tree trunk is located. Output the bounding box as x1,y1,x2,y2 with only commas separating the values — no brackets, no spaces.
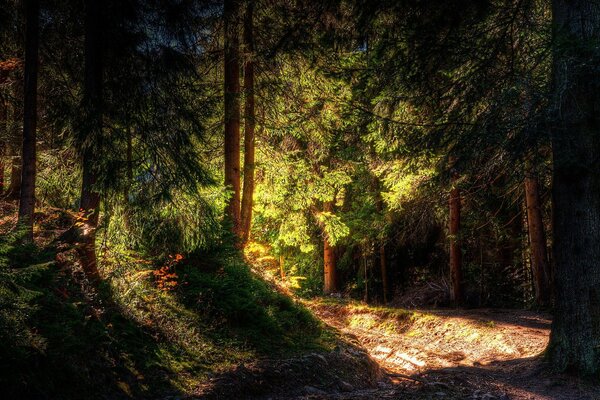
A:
240,0,255,245
17,0,39,243
548,0,600,375
449,180,463,305
223,0,241,237
323,200,337,294
77,0,104,279
524,161,551,307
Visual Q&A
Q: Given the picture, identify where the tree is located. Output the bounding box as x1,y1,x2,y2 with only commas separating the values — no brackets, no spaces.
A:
548,0,600,375
323,200,336,294
17,0,39,242
449,164,462,305
77,0,104,278
224,0,241,236
524,160,551,307
240,0,255,245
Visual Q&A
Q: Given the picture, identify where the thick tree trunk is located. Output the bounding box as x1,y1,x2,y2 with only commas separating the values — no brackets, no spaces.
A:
524,162,551,307
449,185,463,305
240,0,255,245
17,0,39,242
224,0,241,236
323,201,336,294
77,0,104,279
548,0,600,375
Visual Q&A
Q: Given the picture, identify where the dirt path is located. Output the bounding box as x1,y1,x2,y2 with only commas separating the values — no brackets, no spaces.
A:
301,300,600,400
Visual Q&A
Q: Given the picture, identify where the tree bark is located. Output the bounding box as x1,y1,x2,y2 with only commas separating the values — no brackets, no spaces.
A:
240,0,255,245
77,0,104,279
0,99,6,195
17,0,39,243
449,182,463,305
548,0,600,375
373,177,389,303
323,200,337,294
224,0,241,236
7,152,21,199
524,161,551,307
7,82,22,200
379,244,388,303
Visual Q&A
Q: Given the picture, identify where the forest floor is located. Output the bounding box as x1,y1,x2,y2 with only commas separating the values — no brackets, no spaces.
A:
2,203,600,399
297,299,600,400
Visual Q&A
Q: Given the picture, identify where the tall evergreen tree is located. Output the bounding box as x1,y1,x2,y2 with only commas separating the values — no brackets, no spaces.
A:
77,0,104,278
548,0,600,375
17,0,39,242
240,0,255,245
223,0,241,237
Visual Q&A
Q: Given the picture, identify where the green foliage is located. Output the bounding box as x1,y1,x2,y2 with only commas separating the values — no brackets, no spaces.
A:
36,148,81,209
0,228,50,389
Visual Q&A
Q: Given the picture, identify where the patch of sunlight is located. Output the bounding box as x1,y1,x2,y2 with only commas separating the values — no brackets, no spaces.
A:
348,314,378,330
288,275,307,289
386,352,425,371
256,255,277,263
244,241,272,255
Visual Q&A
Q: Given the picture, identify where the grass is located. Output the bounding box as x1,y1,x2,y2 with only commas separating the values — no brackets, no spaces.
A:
0,220,336,399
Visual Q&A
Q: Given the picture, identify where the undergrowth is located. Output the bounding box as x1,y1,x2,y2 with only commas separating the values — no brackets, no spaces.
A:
0,213,335,399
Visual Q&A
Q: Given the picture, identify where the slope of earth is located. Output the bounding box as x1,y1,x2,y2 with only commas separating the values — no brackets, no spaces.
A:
0,203,379,399
299,299,600,400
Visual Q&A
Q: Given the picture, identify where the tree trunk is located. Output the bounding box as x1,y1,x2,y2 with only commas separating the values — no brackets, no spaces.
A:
323,201,336,294
224,0,241,236
449,184,463,305
17,0,39,243
379,244,388,303
548,0,600,375
7,83,22,200
7,153,21,199
373,177,389,303
0,99,6,195
240,0,255,245
524,161,551,307
77,0,104,279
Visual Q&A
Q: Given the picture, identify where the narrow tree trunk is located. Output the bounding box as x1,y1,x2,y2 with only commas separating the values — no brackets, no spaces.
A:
77,0,104,279
379,244,388,303
7,83,22,200
0,99,6,195
279,254,285,280
240,0,255,245
449,185,463,305
17,0,39,242
548,0,600,375
223,0,241,236
524,161,551,307
373,177,389,303
7,153,21,199
323,201,336,294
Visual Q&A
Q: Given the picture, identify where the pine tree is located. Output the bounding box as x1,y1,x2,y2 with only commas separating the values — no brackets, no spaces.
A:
224,0,241,237
17,0,39,242
548,0,600,375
